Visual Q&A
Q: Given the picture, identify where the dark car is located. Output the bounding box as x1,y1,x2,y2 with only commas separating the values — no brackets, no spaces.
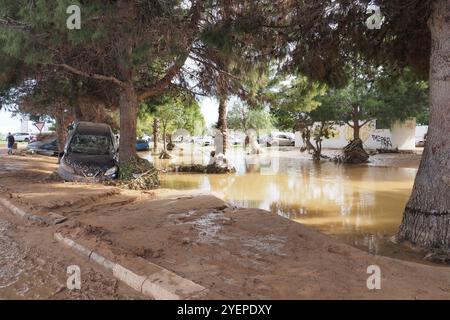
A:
58,121,118,182
27,138,58,156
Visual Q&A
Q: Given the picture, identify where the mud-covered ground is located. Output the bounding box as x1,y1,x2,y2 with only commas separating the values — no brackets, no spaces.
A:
0,154,145,299
0,211,144,300
1,152,449,300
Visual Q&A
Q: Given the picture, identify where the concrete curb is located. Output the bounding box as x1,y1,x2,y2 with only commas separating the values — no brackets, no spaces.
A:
53,233,207,300
0,197,46,224
0,197,67,225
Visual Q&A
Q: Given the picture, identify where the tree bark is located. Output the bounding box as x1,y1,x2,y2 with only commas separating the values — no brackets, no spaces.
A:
353,124,360,140
217,94,228,155
398,0,450,249
73,101,83,121
118,84,138,162
54,106,67,152
162,123,167,152
351,105,361,140
153,118,159,152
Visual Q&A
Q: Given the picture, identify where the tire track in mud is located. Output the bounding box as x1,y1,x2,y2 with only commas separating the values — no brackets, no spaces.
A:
53,193,139,218
45,189,122,210
0,215,144,300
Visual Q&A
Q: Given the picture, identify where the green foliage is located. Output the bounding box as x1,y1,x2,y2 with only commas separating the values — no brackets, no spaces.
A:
227,101,274,133
373,69,429,125
140,92,205,137
318,66,429,128
269,75,326,131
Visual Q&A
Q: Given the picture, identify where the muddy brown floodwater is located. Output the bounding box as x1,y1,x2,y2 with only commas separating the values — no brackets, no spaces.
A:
142,146,422,262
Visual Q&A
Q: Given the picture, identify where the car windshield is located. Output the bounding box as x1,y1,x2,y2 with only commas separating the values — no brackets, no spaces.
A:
69,134,113,155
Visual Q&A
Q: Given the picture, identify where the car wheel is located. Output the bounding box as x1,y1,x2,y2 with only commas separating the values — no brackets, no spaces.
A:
266,142,271,147
24,138,29,143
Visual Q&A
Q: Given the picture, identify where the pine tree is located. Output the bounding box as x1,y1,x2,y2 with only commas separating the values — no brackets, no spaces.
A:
278,0,449,249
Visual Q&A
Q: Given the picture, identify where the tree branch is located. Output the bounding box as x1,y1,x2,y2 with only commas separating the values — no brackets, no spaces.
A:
137,1,204,101
360,119,371,127
137,58,186,101
52,63,126,88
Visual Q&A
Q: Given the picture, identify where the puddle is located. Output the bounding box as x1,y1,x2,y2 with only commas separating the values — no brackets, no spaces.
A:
138,145,430,262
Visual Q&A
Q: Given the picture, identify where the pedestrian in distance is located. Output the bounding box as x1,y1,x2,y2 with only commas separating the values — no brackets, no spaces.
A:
6,132,15,155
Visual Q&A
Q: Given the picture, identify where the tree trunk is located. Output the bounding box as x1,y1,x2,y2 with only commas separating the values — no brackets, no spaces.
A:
73,102,83,121
353,124,360,140
217,94,228,155
351,106,361,140
118,84,138,162
162,124,167,152
153,118,159,152
398,0,450,250
54,106,67,152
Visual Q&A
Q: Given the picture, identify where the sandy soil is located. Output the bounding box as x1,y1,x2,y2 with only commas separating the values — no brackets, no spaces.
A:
1,153,449,300
0,209,145,300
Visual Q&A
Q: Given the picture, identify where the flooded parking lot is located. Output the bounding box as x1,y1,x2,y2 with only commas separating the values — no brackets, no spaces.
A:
143,145,419,259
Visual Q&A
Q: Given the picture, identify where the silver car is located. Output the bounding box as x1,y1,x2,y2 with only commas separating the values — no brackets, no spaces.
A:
266,132,295,147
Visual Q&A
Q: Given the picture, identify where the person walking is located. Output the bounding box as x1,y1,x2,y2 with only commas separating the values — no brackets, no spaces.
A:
6,132,15,155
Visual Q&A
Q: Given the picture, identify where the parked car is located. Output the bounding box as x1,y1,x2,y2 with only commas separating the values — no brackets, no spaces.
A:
172,135,191,143
266,132,295,147
194,136,214,146
58,121,118,182
230,135,244,146
27,138,58,156
202,136,214,146
416,132,427,147
136,139,150,151
12,132,34,143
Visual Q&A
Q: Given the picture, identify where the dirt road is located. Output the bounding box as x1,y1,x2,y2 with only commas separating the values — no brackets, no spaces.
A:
0,209,144,299
0,154,449,300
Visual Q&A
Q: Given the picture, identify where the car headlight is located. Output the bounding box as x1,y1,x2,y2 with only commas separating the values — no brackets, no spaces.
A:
104,166,118,177
60,161,75,174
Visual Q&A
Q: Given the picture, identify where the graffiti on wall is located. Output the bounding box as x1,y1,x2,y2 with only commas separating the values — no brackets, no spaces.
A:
371,134,393,149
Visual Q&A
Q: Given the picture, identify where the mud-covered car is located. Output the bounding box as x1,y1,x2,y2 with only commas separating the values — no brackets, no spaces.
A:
58,122,118,182
27,138,58,156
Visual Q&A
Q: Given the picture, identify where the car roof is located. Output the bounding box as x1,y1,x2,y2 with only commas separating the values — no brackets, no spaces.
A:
75,121,112,135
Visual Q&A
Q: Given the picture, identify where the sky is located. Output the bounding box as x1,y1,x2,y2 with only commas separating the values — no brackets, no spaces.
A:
0,98,220,135
0,109,25,134
199,96,219,128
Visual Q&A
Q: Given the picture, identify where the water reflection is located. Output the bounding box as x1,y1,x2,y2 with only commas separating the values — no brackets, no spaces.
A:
140,145,417,257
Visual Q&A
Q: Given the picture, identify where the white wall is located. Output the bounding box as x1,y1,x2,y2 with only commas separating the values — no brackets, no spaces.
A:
295,118,417,151
415,125,428,142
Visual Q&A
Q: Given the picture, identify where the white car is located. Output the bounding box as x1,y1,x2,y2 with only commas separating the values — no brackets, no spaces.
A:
230,136,245,146
202,136,214,146
266,132,295,147
12,132,34,143
194,136,214,146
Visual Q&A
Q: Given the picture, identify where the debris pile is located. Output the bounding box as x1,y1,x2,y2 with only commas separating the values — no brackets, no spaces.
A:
172,152,236,174
334,139,369,164
206,152,236,174
106,157,159,190
166,142,175,151
43,170,64,182
176,164,208,173
159,151,172,159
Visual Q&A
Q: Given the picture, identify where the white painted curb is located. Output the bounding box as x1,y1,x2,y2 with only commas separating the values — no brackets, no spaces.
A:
53,233,206,300
0,197,66,225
